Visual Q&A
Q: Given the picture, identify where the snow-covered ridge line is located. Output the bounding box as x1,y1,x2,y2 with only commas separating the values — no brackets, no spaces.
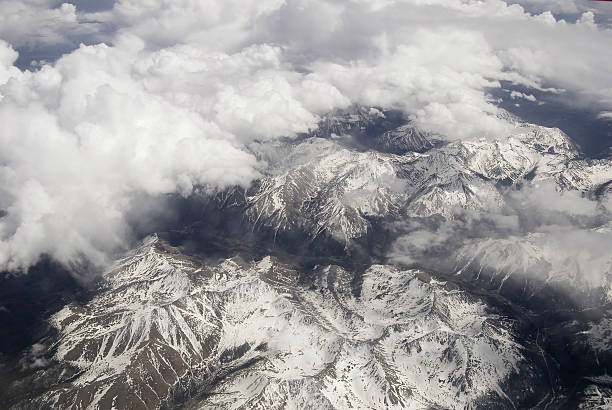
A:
8,238,548,409
243,111,610,242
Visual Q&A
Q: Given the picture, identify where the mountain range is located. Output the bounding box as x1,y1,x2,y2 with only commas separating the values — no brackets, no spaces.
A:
2,106,611,409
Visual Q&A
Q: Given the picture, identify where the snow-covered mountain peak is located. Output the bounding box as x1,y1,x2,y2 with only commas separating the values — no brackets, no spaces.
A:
240,116,611,240
7,241,552,409
247,146,407,239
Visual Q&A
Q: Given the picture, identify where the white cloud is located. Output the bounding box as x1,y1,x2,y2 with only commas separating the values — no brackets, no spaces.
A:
510,91,537,102
512,0,612,20
0,1,101,50
104,0,286,50
0,0,612,271
0,41,268,270
597,111,612,120
309,28,514,138
0,40,20,84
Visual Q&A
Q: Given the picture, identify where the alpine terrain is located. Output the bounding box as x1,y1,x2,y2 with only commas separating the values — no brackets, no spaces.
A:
1,107,611,409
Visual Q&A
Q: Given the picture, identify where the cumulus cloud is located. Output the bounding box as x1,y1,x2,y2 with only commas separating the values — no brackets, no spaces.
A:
111,0,285,49
512,0,612,19
0,0,612,271
0,1,87,48
0,40,267,270
0,0,107,68
510,91,537,102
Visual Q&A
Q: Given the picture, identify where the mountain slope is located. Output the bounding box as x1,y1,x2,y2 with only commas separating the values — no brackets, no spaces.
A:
243,115,610,240
6,237,550,409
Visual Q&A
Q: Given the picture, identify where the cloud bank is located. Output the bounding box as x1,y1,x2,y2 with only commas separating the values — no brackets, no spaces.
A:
1,0,612,271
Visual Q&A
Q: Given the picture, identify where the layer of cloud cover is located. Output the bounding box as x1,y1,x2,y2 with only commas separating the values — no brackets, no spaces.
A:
1,0,612,271
388,180,612,301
